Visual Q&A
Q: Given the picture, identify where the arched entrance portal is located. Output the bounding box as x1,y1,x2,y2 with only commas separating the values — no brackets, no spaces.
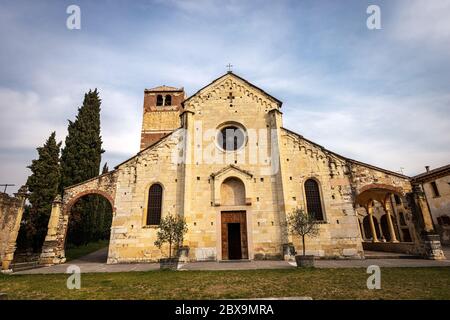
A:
221,211,248,260
39,171,118,266
64,192,113,262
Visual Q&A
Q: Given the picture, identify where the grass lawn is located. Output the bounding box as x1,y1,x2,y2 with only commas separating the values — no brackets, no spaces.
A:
65,240,109,261
1,267,449,300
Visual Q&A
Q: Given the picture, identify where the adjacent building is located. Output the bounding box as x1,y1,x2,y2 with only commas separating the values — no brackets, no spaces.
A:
413,165,450,245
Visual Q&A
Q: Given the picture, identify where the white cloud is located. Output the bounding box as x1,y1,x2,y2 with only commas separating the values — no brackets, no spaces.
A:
390,0,450,48
1,0,450,194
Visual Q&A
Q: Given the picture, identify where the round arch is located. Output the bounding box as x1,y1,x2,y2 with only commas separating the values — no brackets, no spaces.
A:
62,189,115,260
64,189,115,216
356,184,405,209
221,177,246,206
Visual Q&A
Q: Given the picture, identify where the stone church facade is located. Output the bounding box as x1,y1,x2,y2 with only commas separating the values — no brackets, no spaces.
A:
37,72,445,266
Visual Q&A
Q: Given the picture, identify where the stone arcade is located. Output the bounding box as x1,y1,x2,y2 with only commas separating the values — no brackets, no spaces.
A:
36,72,444,266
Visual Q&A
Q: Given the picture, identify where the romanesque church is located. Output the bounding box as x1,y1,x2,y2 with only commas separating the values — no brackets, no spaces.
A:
38,72,445,265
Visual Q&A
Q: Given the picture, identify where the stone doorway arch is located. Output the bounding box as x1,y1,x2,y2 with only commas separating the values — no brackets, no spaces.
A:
40,171,117,265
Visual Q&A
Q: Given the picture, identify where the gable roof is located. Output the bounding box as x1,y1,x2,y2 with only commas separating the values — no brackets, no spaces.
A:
412,164,450,182
114,128,181,169
210,164,254,179
182,71,283,107
281,127,410,179
145,85,183,92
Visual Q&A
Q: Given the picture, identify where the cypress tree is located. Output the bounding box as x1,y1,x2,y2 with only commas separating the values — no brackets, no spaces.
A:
25,132,61,250
60,89,104,189
61,89,105,246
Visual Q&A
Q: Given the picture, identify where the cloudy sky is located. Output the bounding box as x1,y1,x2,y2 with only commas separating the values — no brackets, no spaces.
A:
1,0,449,194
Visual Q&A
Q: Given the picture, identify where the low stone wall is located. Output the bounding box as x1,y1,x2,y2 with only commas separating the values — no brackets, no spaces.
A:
0,188,26,271
362,241,424,256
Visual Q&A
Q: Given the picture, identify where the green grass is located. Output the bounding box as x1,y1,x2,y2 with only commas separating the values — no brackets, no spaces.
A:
65,240,109,261
1,267,450,300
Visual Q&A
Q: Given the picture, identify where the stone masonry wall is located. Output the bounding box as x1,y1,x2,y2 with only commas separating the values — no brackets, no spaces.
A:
280,129,363,258
0,190,26,271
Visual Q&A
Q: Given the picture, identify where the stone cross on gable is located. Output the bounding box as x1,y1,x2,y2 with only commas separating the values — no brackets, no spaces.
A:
226,63,233,72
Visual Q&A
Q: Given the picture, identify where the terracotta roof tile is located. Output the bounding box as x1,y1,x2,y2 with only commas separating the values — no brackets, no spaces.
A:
145,85,183,92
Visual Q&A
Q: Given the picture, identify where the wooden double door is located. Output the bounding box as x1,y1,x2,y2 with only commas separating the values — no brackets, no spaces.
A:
221,211,248,260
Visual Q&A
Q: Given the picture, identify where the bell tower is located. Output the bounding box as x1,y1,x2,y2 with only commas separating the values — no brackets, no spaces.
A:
140,85,185,150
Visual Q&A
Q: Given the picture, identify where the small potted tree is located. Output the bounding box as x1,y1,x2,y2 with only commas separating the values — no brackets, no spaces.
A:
154,214,188,270
287,208,320,267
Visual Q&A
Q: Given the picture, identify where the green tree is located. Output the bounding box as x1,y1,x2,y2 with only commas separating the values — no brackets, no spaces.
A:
287,208,320,256
60,89,104,190
24,132,61,250
61,89,105,246
154,214,188,259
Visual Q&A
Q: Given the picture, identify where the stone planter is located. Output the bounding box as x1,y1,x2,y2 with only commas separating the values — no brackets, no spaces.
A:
295,255,315,267
159,258,179,270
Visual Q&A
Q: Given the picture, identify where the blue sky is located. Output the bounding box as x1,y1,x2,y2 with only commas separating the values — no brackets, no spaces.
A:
1,0,450,194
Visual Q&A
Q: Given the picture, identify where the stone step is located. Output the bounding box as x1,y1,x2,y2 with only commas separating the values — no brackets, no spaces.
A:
11,261,40,272
219,259,251,263
365,254,421,259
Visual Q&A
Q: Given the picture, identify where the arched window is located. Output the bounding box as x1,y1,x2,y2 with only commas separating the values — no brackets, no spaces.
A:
147,184,163,225
164,95,172,106
304,179,324,221
156,94,163,106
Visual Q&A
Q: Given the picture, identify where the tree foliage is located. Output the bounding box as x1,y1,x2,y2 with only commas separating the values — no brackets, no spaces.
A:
60,89,110,247
20,132,61,251
287,208,320,256
20,89,112,251
154,214,188,259
60,89,104,190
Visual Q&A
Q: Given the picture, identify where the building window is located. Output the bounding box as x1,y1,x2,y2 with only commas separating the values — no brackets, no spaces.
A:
165,95,172,106
217,125,245,151
147,184,163,225
430,181,440,197
304,179,324,221
156,94,163,106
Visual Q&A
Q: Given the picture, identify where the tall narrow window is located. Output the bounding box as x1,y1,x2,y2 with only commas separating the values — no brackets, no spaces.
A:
147,184,163,225
164,95,172,106
156,94,163,106
304,179,324,221
430,181,440,197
